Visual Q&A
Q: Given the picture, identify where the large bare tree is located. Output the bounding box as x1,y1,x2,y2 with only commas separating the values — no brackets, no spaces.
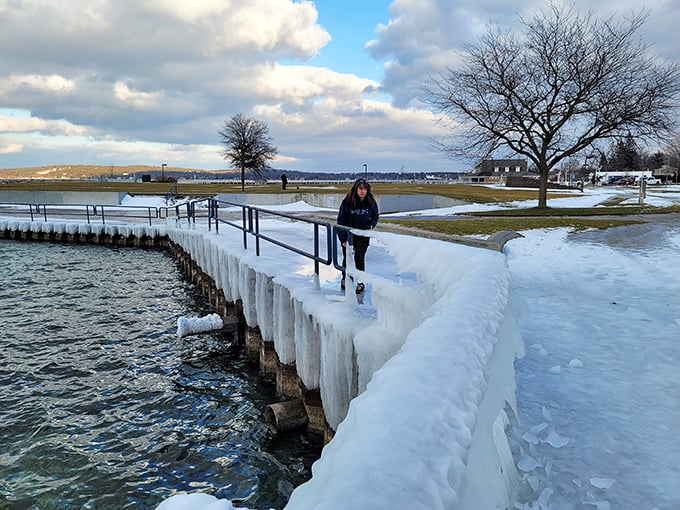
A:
424,3,680,207
219,113,278,192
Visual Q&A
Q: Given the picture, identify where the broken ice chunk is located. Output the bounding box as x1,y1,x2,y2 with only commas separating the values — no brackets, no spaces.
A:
530,422,549,435
544,430,569,448
518,454,541,472
568,358,584,368
590,478,616,489
523,423,549,445
522,430,541,445
527,475,541,491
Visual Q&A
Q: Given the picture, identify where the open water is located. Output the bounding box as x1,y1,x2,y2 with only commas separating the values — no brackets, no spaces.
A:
0,240,319,509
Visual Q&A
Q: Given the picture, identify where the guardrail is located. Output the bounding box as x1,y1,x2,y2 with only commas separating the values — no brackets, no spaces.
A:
0,203,160,225
209,198,333,276
158,198,212,226
1,196,393,283
0,198,341,278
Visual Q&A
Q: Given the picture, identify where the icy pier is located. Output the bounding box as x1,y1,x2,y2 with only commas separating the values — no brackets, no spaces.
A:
0,217,525,509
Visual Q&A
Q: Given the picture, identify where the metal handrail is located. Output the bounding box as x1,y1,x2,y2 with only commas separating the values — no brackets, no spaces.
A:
0,202,160,225
209,198,333,276
0,198,339,278
93,204,159,225
158,197,212,225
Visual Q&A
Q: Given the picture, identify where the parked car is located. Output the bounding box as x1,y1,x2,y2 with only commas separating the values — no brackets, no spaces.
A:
608,176,635,185
636,176,662,185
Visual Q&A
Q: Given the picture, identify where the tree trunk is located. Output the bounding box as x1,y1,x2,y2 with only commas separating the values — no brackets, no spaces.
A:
538,166,549,208
241,165,245,192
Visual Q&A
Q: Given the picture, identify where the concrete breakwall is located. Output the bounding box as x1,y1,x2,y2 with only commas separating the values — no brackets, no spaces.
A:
0,218,524,509
0,190,127,206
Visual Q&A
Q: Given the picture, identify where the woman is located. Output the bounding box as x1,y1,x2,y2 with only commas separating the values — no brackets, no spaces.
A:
336,178,379,293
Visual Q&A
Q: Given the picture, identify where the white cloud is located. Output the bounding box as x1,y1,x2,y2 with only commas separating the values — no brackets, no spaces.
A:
135,0,331,58
0,141,22,154
1,74,75,94
255,64,379,104
0,114,87,137
113,82,162,109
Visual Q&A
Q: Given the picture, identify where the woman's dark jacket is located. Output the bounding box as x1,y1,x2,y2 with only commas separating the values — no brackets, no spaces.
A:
336,198,379,243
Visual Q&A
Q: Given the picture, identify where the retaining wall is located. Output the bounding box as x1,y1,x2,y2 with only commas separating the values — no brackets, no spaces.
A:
0,191,127,205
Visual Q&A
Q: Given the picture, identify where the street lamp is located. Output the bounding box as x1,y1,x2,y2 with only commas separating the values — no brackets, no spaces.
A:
161,163,167,183
363,163,367,178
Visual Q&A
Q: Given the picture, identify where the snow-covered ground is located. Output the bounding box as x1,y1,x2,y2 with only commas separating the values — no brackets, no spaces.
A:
5,184,680,509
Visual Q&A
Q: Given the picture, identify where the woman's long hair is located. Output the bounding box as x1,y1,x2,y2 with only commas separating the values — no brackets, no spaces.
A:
345,178,375,209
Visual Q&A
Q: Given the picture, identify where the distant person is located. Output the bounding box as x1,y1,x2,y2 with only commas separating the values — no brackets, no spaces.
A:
336,178,379,293
281,173,288,190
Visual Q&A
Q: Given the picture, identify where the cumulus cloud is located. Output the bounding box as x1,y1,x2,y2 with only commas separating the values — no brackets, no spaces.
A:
255,64,379,105
1,74,75,95
113,82,162,109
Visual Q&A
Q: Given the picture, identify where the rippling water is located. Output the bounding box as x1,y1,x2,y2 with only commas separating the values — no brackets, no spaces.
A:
0,240,319,509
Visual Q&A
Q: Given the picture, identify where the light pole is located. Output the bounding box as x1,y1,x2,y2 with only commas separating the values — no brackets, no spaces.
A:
584,155,595,184
161,163,167,183
363,163,367,178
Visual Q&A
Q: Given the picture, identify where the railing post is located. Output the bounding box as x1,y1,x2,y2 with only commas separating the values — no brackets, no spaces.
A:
325,224,332,273
314,224,320,276
212,199,218,233
255,209,260,256
242,207,249,249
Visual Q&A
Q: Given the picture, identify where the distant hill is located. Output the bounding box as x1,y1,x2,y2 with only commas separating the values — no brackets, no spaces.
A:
0,164,237,180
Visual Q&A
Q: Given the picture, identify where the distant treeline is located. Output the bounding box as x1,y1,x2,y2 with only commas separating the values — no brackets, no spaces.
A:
141,168,463,182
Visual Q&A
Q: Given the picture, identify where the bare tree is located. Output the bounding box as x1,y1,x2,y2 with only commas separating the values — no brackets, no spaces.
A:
424,3,680,207
219,113,278,192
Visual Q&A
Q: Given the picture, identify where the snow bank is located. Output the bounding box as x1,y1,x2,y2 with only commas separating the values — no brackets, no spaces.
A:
285,234,524,510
